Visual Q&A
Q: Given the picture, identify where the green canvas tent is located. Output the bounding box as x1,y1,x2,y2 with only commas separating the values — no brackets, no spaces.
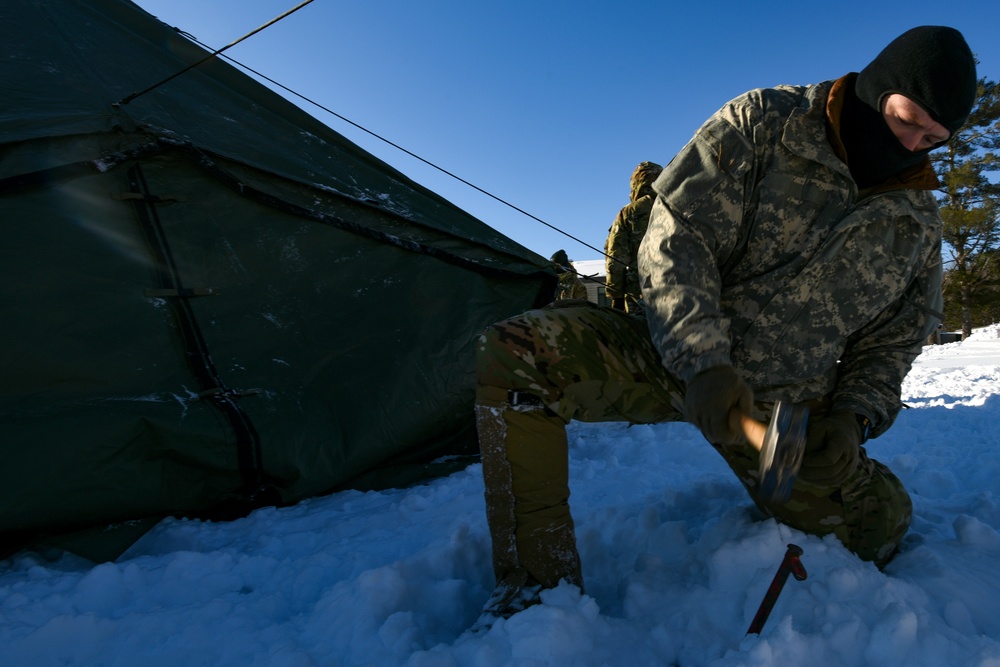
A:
0,0,556,558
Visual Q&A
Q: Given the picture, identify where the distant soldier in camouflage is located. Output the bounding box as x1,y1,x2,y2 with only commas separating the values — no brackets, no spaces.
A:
474,26,978,622
604,161,663,313
550,249,588,301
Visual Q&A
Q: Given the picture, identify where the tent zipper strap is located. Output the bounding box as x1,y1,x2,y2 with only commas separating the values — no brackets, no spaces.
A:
114,192,186,203
198,387,263,400
144,287,218,298
125,163,268,496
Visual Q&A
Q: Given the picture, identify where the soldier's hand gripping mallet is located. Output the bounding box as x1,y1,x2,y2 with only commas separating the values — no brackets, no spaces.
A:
732,401,810,504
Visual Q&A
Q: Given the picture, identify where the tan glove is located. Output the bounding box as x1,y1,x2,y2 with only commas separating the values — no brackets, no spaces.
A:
798,411,864,486
684,366,753,445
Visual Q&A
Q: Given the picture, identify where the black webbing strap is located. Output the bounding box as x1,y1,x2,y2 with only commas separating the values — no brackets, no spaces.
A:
126,163,267,495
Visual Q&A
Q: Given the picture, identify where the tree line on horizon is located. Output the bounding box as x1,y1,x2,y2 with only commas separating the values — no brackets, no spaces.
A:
934,73,1000,338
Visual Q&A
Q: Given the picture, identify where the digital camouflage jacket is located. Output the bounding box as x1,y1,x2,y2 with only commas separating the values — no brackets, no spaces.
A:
639,76,943,438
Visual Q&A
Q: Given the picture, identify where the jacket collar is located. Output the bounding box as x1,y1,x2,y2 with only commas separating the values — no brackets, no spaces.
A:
825,74,940,194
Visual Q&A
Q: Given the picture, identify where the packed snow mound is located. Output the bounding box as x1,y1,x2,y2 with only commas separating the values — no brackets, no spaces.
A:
965,323,1000,341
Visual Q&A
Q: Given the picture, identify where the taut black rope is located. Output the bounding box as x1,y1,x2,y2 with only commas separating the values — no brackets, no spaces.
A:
117,0,316,106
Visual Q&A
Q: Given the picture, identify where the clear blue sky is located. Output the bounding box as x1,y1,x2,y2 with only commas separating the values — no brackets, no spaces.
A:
132,0,1000,262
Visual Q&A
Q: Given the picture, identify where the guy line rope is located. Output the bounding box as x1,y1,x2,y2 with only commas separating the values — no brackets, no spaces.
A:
116,0,619,279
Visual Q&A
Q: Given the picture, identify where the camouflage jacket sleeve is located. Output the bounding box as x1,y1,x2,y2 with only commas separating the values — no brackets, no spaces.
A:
831,239,943,436
638,108,756,383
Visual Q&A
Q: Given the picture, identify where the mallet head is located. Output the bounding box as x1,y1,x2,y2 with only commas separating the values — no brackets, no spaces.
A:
757,401,810,504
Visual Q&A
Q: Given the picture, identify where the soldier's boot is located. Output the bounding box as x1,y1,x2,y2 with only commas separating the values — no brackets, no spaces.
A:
475,385,583,621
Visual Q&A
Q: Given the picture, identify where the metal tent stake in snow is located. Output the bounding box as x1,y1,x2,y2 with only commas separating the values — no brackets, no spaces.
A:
746,544,808,635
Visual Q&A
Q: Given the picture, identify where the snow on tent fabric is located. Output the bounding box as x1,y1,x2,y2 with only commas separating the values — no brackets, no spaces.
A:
0,0,557,559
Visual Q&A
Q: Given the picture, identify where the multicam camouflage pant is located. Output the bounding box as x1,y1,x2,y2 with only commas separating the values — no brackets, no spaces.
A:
476,301,912,591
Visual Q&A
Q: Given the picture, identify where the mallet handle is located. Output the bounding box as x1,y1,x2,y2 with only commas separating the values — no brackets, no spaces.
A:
734,411,767,452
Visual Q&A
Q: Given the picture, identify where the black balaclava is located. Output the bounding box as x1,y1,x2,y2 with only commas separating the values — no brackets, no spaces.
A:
841,26,977,188
550,249,570,271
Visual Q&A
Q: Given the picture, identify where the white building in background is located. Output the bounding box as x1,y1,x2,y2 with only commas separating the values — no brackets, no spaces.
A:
571,259,608,306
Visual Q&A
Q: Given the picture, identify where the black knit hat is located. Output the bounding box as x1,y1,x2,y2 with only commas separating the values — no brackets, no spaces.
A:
856,26,977,134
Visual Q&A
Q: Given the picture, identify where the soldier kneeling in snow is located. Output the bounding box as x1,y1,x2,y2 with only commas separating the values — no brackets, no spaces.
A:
474,26,978,622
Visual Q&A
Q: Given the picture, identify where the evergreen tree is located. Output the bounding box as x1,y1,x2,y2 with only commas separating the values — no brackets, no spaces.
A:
933,76,1000,338
942,248,1000,330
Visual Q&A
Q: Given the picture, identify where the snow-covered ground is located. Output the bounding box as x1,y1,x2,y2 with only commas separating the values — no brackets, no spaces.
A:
3,327,1000,667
